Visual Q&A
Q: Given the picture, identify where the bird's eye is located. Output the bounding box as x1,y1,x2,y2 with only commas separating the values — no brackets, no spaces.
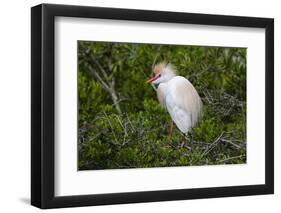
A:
159,74,161,77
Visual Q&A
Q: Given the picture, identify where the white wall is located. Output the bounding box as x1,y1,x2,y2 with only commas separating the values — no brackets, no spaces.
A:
0,0,279,212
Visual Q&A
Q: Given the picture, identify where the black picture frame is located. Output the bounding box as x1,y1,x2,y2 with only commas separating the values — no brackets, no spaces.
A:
31,3,274,209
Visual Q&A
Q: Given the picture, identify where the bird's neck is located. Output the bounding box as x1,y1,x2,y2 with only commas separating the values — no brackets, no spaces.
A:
164,73,177,82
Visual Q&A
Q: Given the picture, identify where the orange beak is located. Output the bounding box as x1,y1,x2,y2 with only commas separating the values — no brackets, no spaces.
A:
146,75,159,84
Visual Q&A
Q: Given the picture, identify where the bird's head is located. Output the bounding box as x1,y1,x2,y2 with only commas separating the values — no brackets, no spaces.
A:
146,62,177,85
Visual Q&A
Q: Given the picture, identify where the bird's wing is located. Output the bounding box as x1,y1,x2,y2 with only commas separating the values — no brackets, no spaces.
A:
166,93,191,133
167,77,202,128
166,77,202,133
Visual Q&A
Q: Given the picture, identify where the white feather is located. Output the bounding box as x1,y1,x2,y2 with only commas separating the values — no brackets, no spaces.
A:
166,97,192,133
157,76,202,134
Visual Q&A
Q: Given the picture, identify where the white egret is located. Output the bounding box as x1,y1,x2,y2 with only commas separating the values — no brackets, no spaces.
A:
146,62,202,140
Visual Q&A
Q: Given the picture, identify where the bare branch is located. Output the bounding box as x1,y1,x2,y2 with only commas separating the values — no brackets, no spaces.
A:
102,111,118,144
90,55,110,82
221,139,242,149
111,76,116,89
86,54,123,115
218,155,246,163
126,113,136,133
89,66,110,92
114,114,128,146
201,132,224,157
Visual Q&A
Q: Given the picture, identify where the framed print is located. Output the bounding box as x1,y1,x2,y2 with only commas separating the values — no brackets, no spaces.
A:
31,3,274,209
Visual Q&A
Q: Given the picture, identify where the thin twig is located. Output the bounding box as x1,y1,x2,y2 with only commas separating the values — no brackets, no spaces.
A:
218,155,246,163
201,132,224,157
86,49,123,115
102,111,118,144
89,66,110,91
221,139,242,149
91,55,110,82
114,114,129,145
126,113,136,133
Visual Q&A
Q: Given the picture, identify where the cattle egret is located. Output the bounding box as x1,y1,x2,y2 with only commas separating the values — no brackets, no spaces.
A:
147,62,202,139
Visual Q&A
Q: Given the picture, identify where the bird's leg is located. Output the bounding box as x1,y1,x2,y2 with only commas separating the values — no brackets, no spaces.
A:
181,132,193,151
167,120,175,143
188,132,195,150
188,132,193,143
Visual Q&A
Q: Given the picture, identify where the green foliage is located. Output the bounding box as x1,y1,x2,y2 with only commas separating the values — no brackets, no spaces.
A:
78,41,246,170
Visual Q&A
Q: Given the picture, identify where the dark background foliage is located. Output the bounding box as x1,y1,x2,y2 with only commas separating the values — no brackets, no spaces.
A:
78,41,246,170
